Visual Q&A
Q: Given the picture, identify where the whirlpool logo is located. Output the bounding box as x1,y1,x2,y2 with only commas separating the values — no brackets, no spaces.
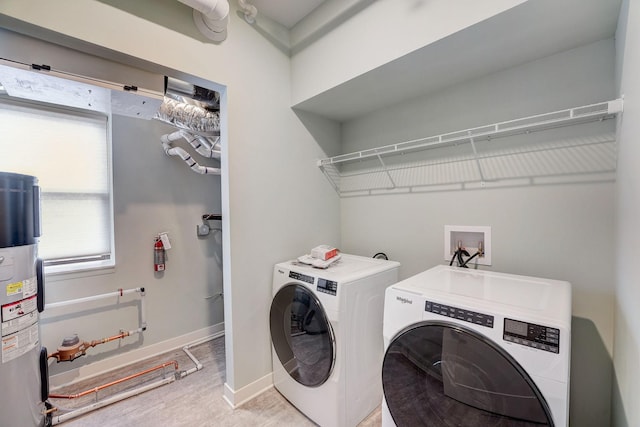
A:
396,296,413,305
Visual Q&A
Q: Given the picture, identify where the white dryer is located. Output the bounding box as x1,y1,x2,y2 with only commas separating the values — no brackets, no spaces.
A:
270,254,400,427
382,265,571,427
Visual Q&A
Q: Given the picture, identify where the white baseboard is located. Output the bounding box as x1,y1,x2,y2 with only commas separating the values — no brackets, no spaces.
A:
223,373,273,408
49,322,225,389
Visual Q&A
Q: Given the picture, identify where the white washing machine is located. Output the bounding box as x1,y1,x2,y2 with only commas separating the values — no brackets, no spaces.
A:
270,254,400,427
381,265,571,427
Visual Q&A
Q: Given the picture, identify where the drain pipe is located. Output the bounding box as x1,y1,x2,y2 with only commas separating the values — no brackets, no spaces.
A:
180,336,213,377
178,0,230,42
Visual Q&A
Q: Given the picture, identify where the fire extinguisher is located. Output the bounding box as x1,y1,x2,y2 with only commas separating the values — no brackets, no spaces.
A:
154,237,165,271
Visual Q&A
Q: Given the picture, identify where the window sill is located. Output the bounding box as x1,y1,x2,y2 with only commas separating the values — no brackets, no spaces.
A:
45,260,115,282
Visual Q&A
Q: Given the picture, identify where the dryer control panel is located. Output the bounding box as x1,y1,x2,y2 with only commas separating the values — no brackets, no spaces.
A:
317,278,337,296
425,300,494,328
503,318,560,354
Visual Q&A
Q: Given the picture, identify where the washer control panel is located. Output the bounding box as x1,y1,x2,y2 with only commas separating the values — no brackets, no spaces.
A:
503,318,560,354
425,300,494,328
289,271,314,284
317,278,337,296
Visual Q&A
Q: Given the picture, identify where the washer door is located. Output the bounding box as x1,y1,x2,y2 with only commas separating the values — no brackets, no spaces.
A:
382,322,554,427
270,283,335,387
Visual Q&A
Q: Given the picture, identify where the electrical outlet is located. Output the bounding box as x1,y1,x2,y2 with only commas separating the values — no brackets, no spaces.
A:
444,225,491,266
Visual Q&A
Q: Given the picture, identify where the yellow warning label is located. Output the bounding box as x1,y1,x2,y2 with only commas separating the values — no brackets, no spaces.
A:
6,282,23,297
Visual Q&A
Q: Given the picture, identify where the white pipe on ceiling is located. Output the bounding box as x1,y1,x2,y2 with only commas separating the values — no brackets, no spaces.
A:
238,0,258,24
178,0,230,42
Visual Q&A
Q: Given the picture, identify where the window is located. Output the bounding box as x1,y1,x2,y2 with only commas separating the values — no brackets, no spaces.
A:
0,98,114,273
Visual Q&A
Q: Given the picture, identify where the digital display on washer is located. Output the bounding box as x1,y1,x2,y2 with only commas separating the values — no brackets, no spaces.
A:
289,271,314,284
425,300,494,328
317,278,338,296
504,318,528,336
503,318,560,354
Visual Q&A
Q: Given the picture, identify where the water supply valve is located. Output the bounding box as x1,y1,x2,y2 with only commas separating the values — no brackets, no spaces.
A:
48,331,132,362
48,334,87,362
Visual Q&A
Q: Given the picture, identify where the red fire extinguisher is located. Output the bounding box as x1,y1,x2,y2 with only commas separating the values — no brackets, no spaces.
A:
154,237,165,271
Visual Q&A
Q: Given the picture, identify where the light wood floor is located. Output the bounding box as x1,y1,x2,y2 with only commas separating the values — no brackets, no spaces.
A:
48,336,381,426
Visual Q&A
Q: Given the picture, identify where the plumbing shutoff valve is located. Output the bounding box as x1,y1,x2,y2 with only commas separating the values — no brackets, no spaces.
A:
53,334,84,362
48,331,133,362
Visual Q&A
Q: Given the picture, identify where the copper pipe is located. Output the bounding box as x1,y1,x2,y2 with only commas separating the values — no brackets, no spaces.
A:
44,407,58,415
49,360,179,399
88,331,130,348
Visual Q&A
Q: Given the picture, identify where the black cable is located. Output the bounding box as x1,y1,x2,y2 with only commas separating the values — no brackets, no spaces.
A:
449,247,482,268
461,251,482,268
373,252,389,260
449,249,459,266
457,248,470,268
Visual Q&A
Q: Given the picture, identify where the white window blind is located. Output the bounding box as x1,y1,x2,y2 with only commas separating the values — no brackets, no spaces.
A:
0,98,113,272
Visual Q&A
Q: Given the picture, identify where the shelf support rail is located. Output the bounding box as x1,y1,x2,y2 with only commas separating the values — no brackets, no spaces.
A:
317,161,341,193
468,132,486,185
376,151,396,189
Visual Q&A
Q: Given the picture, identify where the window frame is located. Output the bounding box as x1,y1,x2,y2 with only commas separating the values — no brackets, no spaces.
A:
0,95,116,275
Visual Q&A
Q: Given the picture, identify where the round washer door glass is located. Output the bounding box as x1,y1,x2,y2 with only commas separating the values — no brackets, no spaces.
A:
382,322,554,427
270,283,335,387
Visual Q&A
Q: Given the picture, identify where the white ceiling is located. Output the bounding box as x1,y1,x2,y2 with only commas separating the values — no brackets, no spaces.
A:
250,0,327,29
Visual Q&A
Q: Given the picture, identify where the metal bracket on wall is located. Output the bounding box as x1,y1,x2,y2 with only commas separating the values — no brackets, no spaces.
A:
197,213,222,237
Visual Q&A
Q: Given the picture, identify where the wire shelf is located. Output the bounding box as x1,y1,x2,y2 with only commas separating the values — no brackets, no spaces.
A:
317,99,623,197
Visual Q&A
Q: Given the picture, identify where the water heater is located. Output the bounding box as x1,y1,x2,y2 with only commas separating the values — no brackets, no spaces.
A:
0,171,49,426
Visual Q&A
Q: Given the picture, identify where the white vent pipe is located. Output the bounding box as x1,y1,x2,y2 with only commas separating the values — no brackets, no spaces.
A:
238,0,258,24
178,0,230,42
162,140,221,175
161,130,221,159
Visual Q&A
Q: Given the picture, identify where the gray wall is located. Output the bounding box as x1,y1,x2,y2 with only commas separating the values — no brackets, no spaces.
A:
0,24,224,380
0,0,341,397
42,114,224,378
1,2,633,424
613,0,640,425
340,39,616,427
